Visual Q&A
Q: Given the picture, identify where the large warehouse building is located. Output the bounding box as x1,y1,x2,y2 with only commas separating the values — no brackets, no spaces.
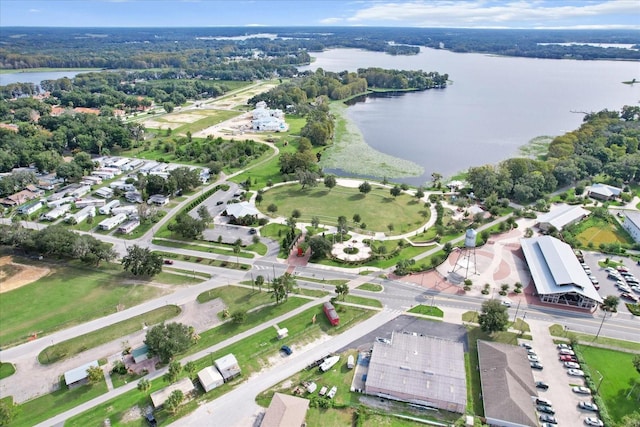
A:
520,236,602,310
364,333,466,413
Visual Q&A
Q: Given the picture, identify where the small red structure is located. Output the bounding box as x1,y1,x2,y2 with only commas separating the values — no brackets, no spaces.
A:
297,247,304,257
323,302,340,326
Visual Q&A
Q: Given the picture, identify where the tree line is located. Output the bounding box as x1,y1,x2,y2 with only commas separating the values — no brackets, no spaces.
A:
466,106,640,203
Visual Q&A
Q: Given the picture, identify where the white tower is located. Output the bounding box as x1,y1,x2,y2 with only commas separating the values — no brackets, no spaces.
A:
452,228,478,280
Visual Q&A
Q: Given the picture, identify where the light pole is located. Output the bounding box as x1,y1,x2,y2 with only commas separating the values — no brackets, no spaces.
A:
595,310,607,339
596,370,604,394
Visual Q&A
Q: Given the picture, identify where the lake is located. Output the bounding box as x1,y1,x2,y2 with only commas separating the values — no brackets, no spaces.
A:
300,48,640,184
0,70,97,87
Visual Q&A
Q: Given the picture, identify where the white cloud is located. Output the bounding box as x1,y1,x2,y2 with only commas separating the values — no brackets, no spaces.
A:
320,17,344,24
29,8,41,13
343,0,640,28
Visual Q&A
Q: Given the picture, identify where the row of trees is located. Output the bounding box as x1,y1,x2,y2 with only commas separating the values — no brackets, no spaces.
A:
0,224,117,266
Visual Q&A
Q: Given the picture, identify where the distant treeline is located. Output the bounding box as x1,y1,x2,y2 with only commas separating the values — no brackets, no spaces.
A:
1,27,638,71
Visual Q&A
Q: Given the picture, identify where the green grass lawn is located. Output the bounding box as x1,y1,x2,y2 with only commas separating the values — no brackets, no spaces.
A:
38,305,181,365
197,285,276,314
549,324,640,352
408,305,444,318
356,283,383,292
340,295,383,308
0,262,169,349
578,346,640,423
0,362,15,379
12,380,108,427
573,216,633,247
259,184,428,236
152,238,255,258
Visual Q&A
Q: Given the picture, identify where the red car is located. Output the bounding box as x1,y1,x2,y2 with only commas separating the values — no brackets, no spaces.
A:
560,355,578,362
163,259,174,265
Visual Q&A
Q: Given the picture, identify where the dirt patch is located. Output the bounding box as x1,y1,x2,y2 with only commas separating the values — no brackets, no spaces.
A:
0,256,51,293
119,405,142,424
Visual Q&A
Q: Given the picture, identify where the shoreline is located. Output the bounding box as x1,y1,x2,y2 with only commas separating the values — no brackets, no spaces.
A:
319,102,424,179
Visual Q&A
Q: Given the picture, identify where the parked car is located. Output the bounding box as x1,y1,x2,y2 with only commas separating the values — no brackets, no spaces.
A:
630,285,640,293
527,349,537,355
163,259,174,265
528,354,540,362
530,361,544,370
608,272,622,280
145,413,157,427
579,402,599,412
572,386,592,395
537,405,555,415
564,361,581,369
585,417,604,427
560,355,578,362
605,267,616,273
535,381,549,390
216,200,224,205
539,414,558,424
568,369,585,377
280,345,292,355
557,344,572,350
559,349,575,356
617,265,629,272
520,342,533,350
535,397,552,406
621,292,639,303
249,228,257,234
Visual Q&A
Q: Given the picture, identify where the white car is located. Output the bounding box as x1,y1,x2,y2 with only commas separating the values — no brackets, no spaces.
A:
579,401,599,412
585,417,604,427
568,369,585,377
557,344,572,350
572,386,592,395
559,349,575,356
528,354,540,362
631,285,640,294
564,361,581,369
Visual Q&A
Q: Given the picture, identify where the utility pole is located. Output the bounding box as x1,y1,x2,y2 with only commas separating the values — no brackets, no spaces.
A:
595,310,607,339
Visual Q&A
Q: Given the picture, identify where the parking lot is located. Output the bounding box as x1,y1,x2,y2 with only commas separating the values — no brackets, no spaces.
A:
525,322,602,427
582,252,640,315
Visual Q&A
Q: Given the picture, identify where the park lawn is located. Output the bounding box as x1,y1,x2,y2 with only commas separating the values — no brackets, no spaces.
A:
578,346,640,423
259,184,427,236
170,110,242,135
12,381,108,427
231,139,298,189
0,262,170,349
408,305,444,318
154,270,206,285
317,244,433,270
573,216,633,247
341,295,383,308
548,324,640,352
163,266,211,279
38,305,181,365
154,250,251,271
0,362,15,379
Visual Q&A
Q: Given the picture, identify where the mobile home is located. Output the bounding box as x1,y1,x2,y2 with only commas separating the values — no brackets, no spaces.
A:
99,199,120,215
98,213,127,230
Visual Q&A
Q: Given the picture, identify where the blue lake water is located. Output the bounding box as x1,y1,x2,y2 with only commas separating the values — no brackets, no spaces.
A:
300,48,640,184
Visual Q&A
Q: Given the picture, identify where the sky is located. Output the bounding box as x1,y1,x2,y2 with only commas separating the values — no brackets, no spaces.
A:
1,0,639,29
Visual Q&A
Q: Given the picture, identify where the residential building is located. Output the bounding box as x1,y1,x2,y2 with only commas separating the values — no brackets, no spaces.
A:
64,360,99,388
260,393,310,427
197,367,225,393
99,199,120,215
587,183,622,201
0,188,39,207
17,200,44,216
150,378,195,409
67,206,95,224
43,204,71,221
148,194,169,206
95,187,114,199
117,219,140,234
98,213,127,230
214,354,241,382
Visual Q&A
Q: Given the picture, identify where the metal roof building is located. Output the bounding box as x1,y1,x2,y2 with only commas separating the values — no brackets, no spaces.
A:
621,211,640,243
520,236,602,310
225,201,260,219
478,341,538,427
150,377,195,409
536,204,590,232
197,366,225,393
364,333,466,413
64,360,99,387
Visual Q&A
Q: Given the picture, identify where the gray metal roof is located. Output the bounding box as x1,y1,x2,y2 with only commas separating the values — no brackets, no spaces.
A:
520,236,602,303
64,360,99,385
226,201,260,218
478,340,538,427
365,333,466,408
536,204,590,230
624,211,640,230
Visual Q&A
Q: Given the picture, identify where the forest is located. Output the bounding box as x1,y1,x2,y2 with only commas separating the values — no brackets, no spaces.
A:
1,27,638,71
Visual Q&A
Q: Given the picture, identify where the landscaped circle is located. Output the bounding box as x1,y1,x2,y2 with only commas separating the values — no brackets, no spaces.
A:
343,247,359,255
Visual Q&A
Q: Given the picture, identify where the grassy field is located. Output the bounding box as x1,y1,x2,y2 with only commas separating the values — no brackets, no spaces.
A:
407,305,444,318
197,285,275,313
549,324,640,352
259,184,427,236
578,346,640,423
11,381,108,427
0,262,171,349
573,216,633,247
341,294,383,308
38,305,181,364
0,362,15,380
152,238,256,258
